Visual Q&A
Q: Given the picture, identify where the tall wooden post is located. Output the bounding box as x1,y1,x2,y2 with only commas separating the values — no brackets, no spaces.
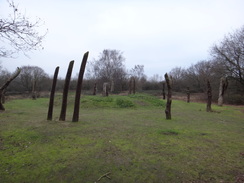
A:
103,83,109,96
206,79,212,112
164,73,172,120
47,66,59,121
59,61,74,121
128,78,132,95
218,77,228,106
186,87,190,103
72,52,89,122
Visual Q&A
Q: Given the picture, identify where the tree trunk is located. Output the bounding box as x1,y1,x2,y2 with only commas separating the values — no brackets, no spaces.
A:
72,52,89,122
0,68,21,111
164,73,172,119
218,77,228,106
32,79,37,100
186,87,190,103
59,61,74,121
162,82,166,99
206,79,212,112
132,77,136,94
47,66,59,120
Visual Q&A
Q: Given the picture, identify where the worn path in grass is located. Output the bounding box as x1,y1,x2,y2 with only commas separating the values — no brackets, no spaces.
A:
0,94,243,182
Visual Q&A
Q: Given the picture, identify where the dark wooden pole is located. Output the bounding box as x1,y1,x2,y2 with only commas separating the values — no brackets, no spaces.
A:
206,79,212,112
164,73,172,120
47,66,59,120
72,52,89,122
59,61,74,121
186,87,190,103
218,77,228,106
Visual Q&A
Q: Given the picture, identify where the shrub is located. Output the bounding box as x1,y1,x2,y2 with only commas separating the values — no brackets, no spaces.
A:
116,98,134,108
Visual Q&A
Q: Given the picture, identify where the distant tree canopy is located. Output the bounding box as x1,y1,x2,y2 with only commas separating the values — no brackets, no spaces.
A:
211,26,244,86
0,0,47,58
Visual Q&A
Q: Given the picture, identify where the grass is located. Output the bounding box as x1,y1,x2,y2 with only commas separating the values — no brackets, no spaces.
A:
0,93,243,182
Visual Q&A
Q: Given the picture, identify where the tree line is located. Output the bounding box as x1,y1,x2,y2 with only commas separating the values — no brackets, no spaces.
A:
1,0,243,105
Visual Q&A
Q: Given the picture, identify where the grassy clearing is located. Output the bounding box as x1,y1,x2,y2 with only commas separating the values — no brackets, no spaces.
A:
0,93,243,182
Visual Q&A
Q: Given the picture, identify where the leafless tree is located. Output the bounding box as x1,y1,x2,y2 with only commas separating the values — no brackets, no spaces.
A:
88,49,127,92
0,67,21,110
0,0,47,58
211,26,244,86
19,65,48,94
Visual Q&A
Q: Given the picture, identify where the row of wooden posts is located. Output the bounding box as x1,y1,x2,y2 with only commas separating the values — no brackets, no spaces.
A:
46,50,227,121
47,52,89,122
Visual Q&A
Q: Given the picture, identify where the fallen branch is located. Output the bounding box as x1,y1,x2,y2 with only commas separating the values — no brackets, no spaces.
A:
97,171,111,181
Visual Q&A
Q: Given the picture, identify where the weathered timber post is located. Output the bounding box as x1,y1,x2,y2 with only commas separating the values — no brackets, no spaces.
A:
218,77,228,106
128,78,132,95
93,83,97,95
206,79,212,112
162,82,166,99
164,73,172,119
72,52,89,122
110,79,114,93
128,77,136,95
186,87,190,103
47,66,59,120
59,61,74,121
103,83,109,96
0,68,21,111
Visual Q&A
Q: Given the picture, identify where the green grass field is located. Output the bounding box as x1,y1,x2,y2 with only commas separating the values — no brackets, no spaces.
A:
0,93,243,183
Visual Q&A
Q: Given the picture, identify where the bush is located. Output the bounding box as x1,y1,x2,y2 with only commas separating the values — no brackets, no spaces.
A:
116,98,134,108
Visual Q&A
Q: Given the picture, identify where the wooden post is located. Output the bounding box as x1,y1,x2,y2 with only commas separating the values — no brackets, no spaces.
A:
206,79,212,112
128,78,132,95
103,83,109,96
72,52,89,122
218,77,228,106
186,87,190,103
59,61,74,121
164,73,172,119
47,66,59,120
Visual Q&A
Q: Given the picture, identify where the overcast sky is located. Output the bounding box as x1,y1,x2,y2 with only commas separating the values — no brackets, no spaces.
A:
1,0,244,78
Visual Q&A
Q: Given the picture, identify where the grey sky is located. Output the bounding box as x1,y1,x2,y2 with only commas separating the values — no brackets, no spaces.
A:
1,0,244,78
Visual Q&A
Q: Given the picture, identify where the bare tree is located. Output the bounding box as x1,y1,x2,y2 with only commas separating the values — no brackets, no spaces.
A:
0,0,47,58
130,65,146,91
19,66,48,94
0,67,21,110
211,26,244,86
88,49,127,92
